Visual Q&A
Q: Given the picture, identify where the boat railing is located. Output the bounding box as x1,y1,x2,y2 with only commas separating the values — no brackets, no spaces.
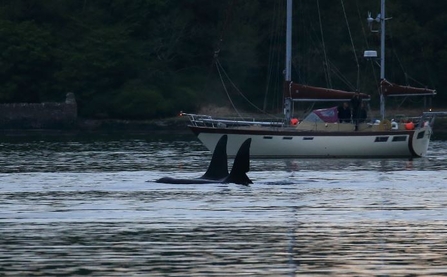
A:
389,111,447,129
421,111,447,128
180,112,284,128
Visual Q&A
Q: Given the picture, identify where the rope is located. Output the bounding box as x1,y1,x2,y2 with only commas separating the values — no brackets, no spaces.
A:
215,60,244,119
341,0,360,91
317,0,332,88
215,59,282,120
389,29,433,88
215,0,236,57
211,0,286,120
327,59,356,91
201,0,236,101
263,0,283,112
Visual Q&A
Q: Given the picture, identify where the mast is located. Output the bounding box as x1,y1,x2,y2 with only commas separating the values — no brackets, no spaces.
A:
379,0,386,120
285,0,292,82
366,0,387,120
284,0,293,124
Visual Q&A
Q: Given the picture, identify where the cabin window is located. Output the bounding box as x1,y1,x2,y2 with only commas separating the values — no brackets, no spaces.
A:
263,136,273,139
283,137,293,140
392,136,407,142
417,131,425,139
303,137,314,141
374,136,389,142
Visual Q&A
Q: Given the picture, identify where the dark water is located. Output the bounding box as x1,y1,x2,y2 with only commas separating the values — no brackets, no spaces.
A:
1,133,447,276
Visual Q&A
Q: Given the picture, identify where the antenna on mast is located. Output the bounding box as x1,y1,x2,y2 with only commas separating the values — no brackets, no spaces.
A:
366,12,380,33
364,0,392,120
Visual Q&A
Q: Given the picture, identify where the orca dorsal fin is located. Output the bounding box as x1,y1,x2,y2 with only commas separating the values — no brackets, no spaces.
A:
225,138,252,185
200,135,229,180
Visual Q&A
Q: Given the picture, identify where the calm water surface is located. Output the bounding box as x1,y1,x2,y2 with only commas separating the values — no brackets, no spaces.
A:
1,133,447,276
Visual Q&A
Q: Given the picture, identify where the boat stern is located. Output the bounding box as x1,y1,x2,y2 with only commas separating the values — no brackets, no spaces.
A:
411,125,432,157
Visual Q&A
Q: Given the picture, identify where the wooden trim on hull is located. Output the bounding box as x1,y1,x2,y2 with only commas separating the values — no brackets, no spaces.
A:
189,125,415,137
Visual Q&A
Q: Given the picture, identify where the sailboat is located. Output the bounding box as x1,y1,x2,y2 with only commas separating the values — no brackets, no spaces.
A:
183,0,442,158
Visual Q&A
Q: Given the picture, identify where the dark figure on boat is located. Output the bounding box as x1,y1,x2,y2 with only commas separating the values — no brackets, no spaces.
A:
351,91,362,130
337,102,351,123
358,102,367,123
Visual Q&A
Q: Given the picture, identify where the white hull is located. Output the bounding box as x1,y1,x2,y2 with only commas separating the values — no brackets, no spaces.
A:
183,0,440,159
190,125,432,158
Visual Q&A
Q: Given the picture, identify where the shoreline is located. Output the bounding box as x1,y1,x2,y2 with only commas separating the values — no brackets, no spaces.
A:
1,114,446,137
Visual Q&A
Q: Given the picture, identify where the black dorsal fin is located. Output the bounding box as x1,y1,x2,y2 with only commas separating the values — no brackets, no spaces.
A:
225,138,252,185
200,135,229,180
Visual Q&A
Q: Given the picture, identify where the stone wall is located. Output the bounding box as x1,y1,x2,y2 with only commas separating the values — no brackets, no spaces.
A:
0,93,77,129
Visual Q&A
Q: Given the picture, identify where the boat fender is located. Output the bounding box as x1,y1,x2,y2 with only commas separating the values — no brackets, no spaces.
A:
217,122,227,128
391,121,398,130
405,122,415,130
290,118,299,125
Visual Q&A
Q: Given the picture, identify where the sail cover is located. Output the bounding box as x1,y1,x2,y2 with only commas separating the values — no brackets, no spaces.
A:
381,79,436,97
301,106,339,123
286,82,370,101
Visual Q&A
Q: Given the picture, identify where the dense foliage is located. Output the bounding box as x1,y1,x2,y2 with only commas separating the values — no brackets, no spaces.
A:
0,0,445,119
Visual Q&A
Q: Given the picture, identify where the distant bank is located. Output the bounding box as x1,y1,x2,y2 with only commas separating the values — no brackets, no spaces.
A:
0,95,445,136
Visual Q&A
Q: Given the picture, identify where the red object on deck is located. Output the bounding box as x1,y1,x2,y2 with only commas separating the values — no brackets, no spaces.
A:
405,122,415,130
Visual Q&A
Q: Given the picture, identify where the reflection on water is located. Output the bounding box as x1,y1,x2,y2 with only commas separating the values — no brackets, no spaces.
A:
1,134,447,276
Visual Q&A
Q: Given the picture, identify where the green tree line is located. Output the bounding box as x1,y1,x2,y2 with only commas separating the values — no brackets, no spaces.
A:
1,0,445,119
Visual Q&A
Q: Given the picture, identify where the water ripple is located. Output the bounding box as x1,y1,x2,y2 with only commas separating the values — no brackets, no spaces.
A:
1,135,447,276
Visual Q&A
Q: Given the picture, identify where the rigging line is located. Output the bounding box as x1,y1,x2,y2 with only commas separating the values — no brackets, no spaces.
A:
420,48,436,89
360,62,371,94
406,75,428,87
327,59,356,91
269,28,283,113
215,59,244,119
216,59,281,119
216,0,236,54
316,0,332,88
303,8,328,85
389,35,429,88
274,46,283,112
208,0,236,83
274,0,286,112
219,63,280,119
204,0,237,95
264,0,281,112
388,33,409,84
355,0,371,50
396,97,407,109
341,0,360,91
303,102,316,117
200,0,237,115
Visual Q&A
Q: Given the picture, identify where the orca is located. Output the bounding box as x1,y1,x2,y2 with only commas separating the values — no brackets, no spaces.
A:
155,135,252,185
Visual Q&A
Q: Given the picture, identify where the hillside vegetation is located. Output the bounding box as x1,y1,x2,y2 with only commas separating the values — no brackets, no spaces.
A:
1,0,445,119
